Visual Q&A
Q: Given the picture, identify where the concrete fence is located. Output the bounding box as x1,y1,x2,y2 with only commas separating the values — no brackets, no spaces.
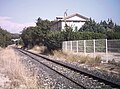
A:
62,39,120,62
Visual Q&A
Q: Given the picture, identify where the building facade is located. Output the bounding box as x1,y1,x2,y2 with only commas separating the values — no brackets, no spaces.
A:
50,13,89,31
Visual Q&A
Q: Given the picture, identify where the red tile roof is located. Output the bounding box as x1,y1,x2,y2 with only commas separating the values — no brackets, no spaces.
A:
64,13,89,20
50,13,89,26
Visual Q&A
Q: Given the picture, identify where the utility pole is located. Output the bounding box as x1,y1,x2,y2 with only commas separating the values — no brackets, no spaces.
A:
64,9,68,30
64,9,68,25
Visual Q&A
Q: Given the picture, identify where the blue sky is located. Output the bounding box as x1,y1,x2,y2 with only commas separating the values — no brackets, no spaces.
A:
0,0,120,33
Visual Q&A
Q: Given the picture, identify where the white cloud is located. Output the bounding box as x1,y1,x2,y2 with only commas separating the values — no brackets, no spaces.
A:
0,16,36,33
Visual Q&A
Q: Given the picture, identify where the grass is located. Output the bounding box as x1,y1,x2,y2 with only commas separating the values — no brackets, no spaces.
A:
28,45,101,66
51,50,101,66
0,47,40,89
28,44,102,67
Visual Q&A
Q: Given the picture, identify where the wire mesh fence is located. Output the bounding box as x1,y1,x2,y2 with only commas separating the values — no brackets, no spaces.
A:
108,40,120,53
62,39,120,62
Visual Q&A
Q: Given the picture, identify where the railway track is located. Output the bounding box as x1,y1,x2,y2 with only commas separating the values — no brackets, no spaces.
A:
16,48,120,89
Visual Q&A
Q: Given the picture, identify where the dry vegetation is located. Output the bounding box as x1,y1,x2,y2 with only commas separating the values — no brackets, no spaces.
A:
0,47,40,89
28,45,101,66
28,45,47,54
52,50,101,66
52,50,120,75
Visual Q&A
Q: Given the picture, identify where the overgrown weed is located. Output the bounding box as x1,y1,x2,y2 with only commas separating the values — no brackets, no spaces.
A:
52,50,101,66
0,48,40,89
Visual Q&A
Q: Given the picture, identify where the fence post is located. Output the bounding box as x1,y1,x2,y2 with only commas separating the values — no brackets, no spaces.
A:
70,41,72,51
62,42,64,51
93,39,95,57
106,39,108,54
65,41,67,51
84,40,86,55
106,39,108,63
76,41,78,53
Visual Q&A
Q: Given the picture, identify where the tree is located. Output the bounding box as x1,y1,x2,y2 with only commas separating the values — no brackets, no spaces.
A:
114,24,120,32
44,30,65,50
36,17,51,31
21,27,36,48
21,17,120,51
0,27,11,47
79,18,100,32
108,19,114,29
64,24,74,41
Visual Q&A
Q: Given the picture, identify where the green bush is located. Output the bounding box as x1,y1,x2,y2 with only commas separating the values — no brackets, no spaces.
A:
0,27,11,47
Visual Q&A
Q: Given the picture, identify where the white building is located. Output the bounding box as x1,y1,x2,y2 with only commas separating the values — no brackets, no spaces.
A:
50,13,89,31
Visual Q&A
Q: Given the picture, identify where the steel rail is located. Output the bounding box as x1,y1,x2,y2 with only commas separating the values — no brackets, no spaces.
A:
17,48,87,89
17,48,120,88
